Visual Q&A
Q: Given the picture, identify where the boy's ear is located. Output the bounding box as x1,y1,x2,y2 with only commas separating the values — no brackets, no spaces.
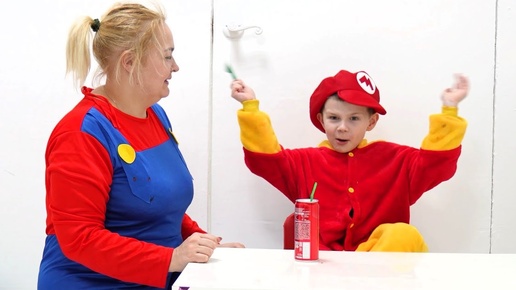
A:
316,113,325,130
120,50,134,72
367,113,379,131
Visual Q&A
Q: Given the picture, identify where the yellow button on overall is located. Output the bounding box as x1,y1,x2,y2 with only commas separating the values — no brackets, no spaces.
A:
118,144,136,164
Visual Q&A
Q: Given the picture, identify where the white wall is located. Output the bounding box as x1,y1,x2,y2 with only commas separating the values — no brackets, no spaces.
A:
0,0,514,289
492,0,516,253
212,0,497,253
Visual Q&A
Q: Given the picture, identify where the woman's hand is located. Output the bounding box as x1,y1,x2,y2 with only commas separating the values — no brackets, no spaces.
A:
169,233,220,272
218,242,246,248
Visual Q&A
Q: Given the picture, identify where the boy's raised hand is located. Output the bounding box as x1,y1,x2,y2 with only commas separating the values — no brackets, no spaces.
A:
441,74,469,107
230,79,256,103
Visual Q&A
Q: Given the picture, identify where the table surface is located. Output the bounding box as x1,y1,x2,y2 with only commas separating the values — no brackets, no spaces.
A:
172,248,516,290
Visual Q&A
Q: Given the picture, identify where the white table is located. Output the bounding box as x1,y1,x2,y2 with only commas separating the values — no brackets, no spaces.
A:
172,248,516,290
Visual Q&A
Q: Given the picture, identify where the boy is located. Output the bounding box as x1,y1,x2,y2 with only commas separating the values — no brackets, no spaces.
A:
229,70,469,252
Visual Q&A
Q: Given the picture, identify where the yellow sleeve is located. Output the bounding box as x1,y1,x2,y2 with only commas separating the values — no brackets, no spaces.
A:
236,99,281,153
421,106,468,151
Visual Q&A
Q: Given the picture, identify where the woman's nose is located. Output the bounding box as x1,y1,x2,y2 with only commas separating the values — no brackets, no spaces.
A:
171,62,179,72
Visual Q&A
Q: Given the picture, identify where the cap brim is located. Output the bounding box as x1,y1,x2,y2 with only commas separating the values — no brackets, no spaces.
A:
337,90,386,115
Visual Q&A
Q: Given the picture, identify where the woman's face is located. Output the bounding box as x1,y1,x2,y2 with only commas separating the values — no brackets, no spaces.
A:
140,23,179,102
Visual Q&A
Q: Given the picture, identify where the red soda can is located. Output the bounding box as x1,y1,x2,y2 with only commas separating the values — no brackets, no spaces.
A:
294,199,319,260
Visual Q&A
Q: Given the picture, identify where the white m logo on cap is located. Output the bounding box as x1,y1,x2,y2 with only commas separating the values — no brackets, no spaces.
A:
356,72,376,94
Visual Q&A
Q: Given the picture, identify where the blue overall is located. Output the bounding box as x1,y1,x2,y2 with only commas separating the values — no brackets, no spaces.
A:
38,104,193,289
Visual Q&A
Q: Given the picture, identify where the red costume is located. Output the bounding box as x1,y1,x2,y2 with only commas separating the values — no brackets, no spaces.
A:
234,70,467,251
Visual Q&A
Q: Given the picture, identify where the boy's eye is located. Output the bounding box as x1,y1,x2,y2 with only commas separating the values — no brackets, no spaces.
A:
165,56,173,60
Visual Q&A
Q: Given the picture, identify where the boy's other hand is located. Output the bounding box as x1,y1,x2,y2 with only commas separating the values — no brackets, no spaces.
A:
441,74,469,107
230,79,256,103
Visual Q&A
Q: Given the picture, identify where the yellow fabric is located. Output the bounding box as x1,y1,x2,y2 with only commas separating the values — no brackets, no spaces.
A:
356,223,428,252
237,100,281,153
421,106,467,151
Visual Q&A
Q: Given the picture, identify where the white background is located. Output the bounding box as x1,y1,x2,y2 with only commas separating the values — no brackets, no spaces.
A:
0,0,514,289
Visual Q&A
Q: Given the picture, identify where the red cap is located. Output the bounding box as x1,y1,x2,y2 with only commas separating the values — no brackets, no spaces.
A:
309,70,386,132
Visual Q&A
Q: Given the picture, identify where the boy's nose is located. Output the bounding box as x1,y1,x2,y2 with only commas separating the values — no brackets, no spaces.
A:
337,122,348,132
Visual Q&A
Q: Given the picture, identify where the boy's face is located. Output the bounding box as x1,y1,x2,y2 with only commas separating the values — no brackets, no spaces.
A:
317,97,378,153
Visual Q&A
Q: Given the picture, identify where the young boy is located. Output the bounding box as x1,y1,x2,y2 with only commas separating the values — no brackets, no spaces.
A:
229,70,469,252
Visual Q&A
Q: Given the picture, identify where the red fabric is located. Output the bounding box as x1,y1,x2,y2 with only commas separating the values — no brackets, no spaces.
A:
309,70,386,132
283,213,295,250
244,143,461,251
182,214,207,239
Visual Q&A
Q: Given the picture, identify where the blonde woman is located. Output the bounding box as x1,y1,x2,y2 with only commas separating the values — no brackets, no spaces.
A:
38,2,243,289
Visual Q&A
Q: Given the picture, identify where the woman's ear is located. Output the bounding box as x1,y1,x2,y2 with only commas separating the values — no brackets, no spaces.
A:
367,113,379,131
120,50,134,72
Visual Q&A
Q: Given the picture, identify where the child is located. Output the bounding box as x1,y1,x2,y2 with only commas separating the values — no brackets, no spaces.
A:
230,70,469,252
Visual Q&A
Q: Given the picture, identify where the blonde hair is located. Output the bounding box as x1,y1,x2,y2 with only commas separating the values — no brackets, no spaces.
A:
65,1,167,89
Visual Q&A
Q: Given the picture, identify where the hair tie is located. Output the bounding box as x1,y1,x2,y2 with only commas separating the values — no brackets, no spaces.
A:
91,18,100,32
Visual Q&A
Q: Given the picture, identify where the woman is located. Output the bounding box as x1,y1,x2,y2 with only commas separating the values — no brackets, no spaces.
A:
38,2,244,289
